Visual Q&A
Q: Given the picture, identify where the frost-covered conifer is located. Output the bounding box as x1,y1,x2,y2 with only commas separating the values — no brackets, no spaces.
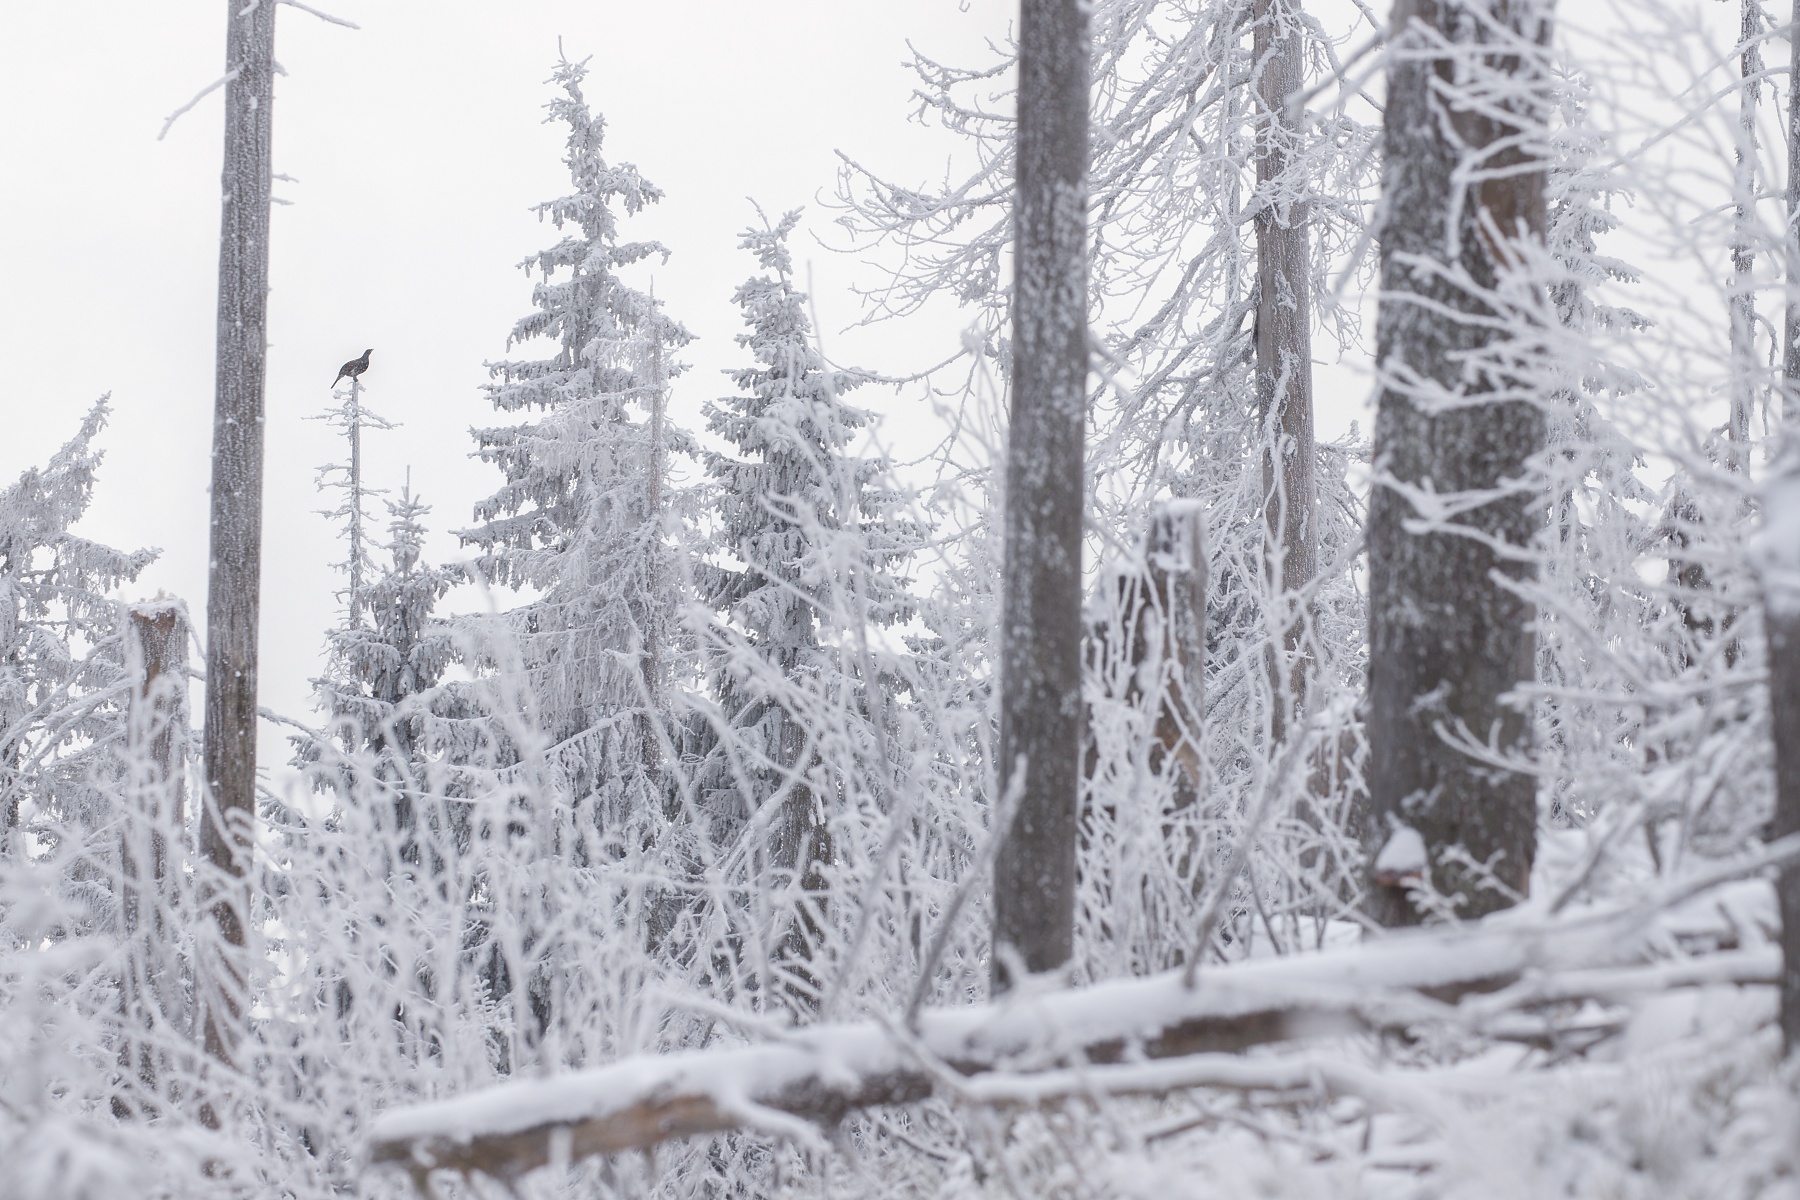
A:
0,399,155,847
299,479,457,791
695,209,917,1007
459,55,695,831
0,403,180,1193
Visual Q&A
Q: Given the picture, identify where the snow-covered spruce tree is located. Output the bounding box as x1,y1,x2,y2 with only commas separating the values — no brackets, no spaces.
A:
440,55,705,1076
459,54,695,838
293,380,460,791
693,208,917,1012
295,475,458,861
0,403,199,1192
0,399,155,848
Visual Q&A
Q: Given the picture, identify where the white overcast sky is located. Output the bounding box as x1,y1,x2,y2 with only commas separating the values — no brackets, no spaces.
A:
0,1,1014,776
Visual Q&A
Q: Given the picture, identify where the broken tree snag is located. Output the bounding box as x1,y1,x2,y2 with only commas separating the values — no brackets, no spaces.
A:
118,601,191,1104
1364,0,1553,926
994,0,1091,989
365,863,1792,1182
123,602,189,938
1089,503,1209,798
1253,0,1318,743
199,0,276,1085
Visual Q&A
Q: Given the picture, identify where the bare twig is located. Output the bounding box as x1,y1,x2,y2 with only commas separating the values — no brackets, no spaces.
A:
157,70,239,141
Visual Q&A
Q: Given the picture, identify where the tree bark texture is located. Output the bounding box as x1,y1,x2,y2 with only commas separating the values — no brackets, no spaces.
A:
995,0,1091,990
1779,0,1800,1054
1765,587,1800,1052
347,375,366,625
1365,0,1551,926
774,711,830,1013
1254,0,1318,743
1786,0,1800,426
199,0,276,1078
118,602,190,1105
1729,0,1761,472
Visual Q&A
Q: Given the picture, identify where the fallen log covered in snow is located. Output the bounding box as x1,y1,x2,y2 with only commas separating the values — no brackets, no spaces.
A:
366,839,1797,1183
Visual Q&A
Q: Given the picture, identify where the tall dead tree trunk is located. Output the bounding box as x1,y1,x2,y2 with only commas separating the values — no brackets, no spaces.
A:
199,0,276,1087
1764,503,1800,1052
643,325,665,785
1787,0,1800,426
1364,0,1552,926
346,375,366,626
994,0,1090,989
1253,0,1317,744
1768,0,1800,1057
1730,0,1762,474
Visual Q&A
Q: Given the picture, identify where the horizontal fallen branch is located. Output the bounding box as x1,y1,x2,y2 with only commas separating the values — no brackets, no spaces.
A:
366,837,1800,1183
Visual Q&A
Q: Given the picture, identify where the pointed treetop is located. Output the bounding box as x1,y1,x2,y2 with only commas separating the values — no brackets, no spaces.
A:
739,206,804,278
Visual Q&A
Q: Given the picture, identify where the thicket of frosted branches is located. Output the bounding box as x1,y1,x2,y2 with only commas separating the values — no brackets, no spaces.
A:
10,4,1800,1198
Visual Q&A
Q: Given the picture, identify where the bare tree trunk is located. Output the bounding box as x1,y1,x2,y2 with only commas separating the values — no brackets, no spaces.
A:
1254,0,1317,744
1770,0,1800,1057
1147,502,1209,798
1730,0,1763,474
1766,550,1800,1052
1364,0,1551,926
198,0,276,1092
347,375,365,626
1786,0,1800,425
117,601,190,1112
994,0,1090,991
774,711,829,1014
642,327,665,785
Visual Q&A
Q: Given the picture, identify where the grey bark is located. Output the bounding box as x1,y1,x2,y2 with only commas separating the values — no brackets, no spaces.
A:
117,603,190,1107
198,0,276,1082
1365,0,1551,926
642,329,666,789
1729,0,1762,473
1786,0,1800,424
1773,0,1800,1056
994,0,1090,990
347,376,366,625
1766,583,1800,1052
774,714,830,1012
1253,0,1318,743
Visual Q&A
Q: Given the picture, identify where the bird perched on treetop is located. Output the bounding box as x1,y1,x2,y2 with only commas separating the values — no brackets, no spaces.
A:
332,349,373,387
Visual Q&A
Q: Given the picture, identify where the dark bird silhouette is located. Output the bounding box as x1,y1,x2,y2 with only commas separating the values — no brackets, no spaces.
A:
332,349,373,387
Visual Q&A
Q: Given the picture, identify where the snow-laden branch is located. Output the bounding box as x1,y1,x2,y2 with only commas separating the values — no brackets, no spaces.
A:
366,838,1800,1182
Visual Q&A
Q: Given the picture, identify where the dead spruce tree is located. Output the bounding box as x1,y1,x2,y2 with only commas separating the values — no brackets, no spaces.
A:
992,0,1090,989
198,0,275,1085
1365,0,1555,925
1776,0,1800,1055
1253,0,1318,741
